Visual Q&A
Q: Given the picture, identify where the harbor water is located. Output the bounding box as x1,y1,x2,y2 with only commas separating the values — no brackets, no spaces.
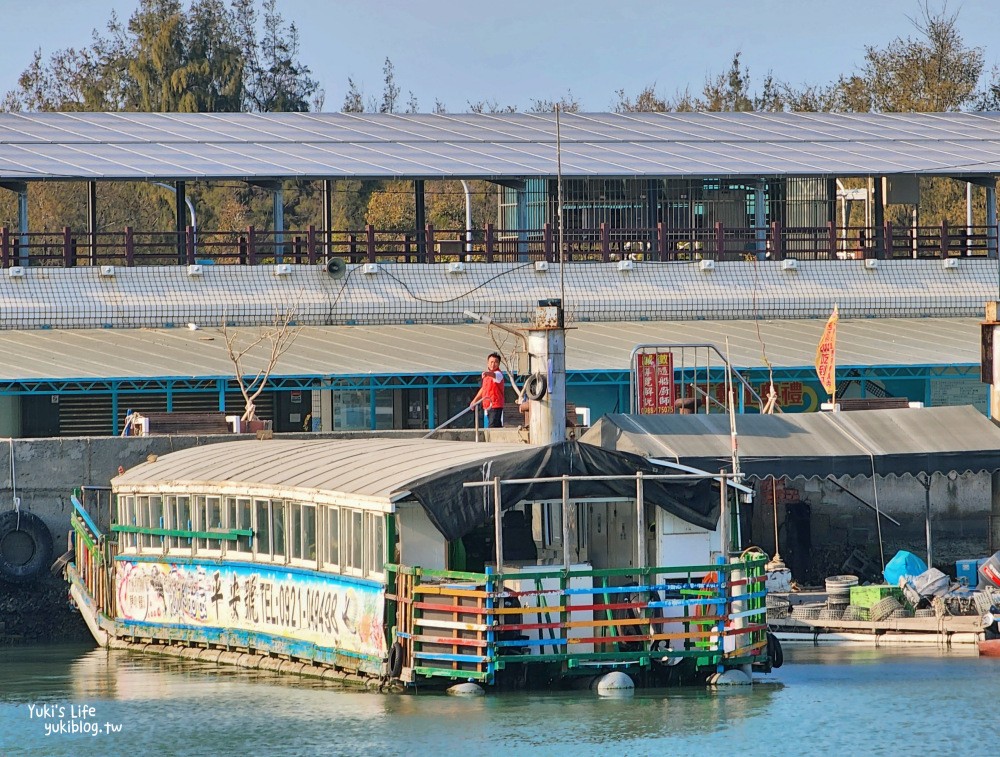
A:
2,643,998,756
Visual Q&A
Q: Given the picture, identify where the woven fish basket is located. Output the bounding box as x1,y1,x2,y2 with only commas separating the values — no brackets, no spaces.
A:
767,606,789,620
790,603,823,620
842,605,870,621
914,608,936,618
890,607,913,619
818,607,843,621
870,596,902,621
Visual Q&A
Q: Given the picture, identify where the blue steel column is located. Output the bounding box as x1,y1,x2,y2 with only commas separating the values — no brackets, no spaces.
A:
111,383,119,435
18,187,28,267
516,184,528,261
166,383,173,412
273,185,285,262
369,378,377,431
427,378,436,429
217,379,227,412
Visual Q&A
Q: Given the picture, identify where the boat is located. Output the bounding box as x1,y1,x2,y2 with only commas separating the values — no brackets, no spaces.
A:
65,436,774,691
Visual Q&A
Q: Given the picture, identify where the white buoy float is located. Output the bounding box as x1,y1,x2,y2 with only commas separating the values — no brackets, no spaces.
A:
595,671,635,697
447,682,485,696
707,668,752,687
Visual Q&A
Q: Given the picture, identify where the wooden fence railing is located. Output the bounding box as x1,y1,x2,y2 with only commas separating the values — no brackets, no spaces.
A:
2,222,995,267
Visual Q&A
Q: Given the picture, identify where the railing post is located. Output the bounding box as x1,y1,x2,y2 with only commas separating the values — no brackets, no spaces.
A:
940,220,949,259
63,226,74,266
657,221,667,261
238,235,247,265
715,221,725,259
292,235,302,263
307,224,317,264
365,224,376,262
124,226,134,266
485,223,495,263
185,225,196,265
348,233,357,260
246,225,256,265
600,222,610,262
770,220,784,261
425,223,435,264
542,222,553,261
827,221,837,260
0,226,8,267
881,221,893,259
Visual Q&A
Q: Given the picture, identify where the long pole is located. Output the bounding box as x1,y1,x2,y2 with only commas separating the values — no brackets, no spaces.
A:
556,106,565,311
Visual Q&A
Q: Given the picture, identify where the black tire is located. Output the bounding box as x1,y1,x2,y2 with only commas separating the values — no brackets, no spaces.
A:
767,631,784,669
525,373,547,401
387,641,404,679
0,510,54,584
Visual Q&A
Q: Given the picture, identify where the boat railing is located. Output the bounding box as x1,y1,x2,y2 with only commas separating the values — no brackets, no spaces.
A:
386,554,767,684
70,492,117,619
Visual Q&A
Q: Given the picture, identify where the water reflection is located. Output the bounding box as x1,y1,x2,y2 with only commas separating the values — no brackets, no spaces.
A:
3,643,1000,756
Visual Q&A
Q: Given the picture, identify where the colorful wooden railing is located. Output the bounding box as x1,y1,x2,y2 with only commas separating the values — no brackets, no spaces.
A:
70,494,117,619
388,555,767,684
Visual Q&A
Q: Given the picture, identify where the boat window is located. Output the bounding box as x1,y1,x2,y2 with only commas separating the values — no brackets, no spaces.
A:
289,503,302,560
255,499,270,559
302,504,316,563
324,506,340,569
121,496,137,551
351,510,363,571
200,496,222,552
366,512,384,577
272,499,286,559
146,495,163,550
235,498,252,553
173,496,191,550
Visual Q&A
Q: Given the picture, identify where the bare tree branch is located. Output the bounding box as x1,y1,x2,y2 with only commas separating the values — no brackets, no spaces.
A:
222,307,299,422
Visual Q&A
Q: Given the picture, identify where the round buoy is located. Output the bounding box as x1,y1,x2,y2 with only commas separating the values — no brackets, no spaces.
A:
447,682,485,697
595,671,634,697
708,669,752,687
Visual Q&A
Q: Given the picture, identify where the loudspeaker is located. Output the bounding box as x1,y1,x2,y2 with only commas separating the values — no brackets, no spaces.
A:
325,257,347,278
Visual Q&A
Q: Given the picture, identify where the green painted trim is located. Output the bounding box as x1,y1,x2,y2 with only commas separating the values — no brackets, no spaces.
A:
412,666,490,682
111,525,253,540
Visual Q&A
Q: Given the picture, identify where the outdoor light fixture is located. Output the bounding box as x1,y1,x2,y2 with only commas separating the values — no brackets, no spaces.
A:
187,264,204,276
273,263,292,276
99,265,115,277
942,258,958,270
699,259,716,272
616,259,635,271
361,263,380,274
446,261,466,274
7,266,24,278
534,260,549,272
864,259,879,270
781,259,798,271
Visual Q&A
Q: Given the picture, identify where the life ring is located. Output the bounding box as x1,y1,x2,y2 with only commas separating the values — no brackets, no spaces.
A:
0,510,54,584
387,641,404,678
766,631,784,669
524,372,547,401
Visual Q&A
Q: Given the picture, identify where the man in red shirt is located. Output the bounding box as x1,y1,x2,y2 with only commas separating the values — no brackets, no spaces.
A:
470,352,505,428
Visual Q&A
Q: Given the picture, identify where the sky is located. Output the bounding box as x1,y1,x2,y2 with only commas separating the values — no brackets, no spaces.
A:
2,0,998,112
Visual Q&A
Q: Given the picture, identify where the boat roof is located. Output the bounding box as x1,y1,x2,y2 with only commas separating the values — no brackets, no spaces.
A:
112,436,531,509
583,405,1000,479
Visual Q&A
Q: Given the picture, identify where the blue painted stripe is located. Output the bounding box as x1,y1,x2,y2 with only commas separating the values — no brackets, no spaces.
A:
413,652,486,664
71,495,103,538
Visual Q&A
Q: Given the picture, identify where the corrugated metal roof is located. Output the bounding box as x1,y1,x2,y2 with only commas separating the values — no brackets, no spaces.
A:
583,406,1000,478
0,112,998,180
112,436,531,505
0,318,978,383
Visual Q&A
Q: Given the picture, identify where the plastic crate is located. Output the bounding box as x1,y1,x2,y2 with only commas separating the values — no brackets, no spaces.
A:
849,585,903,609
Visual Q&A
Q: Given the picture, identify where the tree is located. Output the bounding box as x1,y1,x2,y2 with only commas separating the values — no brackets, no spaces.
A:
223,308,299,423
528,91,580,113
842,3,984,112
380,57,400,114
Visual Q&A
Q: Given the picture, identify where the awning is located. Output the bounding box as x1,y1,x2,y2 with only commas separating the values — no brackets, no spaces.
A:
404,440,715,541
581,406,1000,480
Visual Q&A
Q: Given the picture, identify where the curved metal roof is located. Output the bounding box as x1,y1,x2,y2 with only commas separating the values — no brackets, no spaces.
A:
111,436,532,507
0,111,998,181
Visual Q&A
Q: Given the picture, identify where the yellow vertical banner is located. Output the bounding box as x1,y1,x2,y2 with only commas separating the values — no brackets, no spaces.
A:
815,305,839,397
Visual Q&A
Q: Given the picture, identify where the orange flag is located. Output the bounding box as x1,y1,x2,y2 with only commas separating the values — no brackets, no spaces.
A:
815,305,839,397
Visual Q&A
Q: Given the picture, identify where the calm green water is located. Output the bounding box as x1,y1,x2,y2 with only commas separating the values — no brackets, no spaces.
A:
1,642,996,756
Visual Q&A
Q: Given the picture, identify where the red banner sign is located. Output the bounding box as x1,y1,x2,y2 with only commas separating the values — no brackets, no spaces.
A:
638,351,675,414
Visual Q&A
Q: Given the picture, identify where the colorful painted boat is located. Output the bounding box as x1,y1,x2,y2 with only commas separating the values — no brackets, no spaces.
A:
65,437,772,690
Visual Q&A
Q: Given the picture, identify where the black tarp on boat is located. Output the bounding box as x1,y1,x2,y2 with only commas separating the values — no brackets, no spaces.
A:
402,440,717,541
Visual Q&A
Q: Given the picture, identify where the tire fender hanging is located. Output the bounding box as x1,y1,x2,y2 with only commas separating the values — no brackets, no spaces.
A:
0,510,54,584
525,372,547,401
387,641,404,678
